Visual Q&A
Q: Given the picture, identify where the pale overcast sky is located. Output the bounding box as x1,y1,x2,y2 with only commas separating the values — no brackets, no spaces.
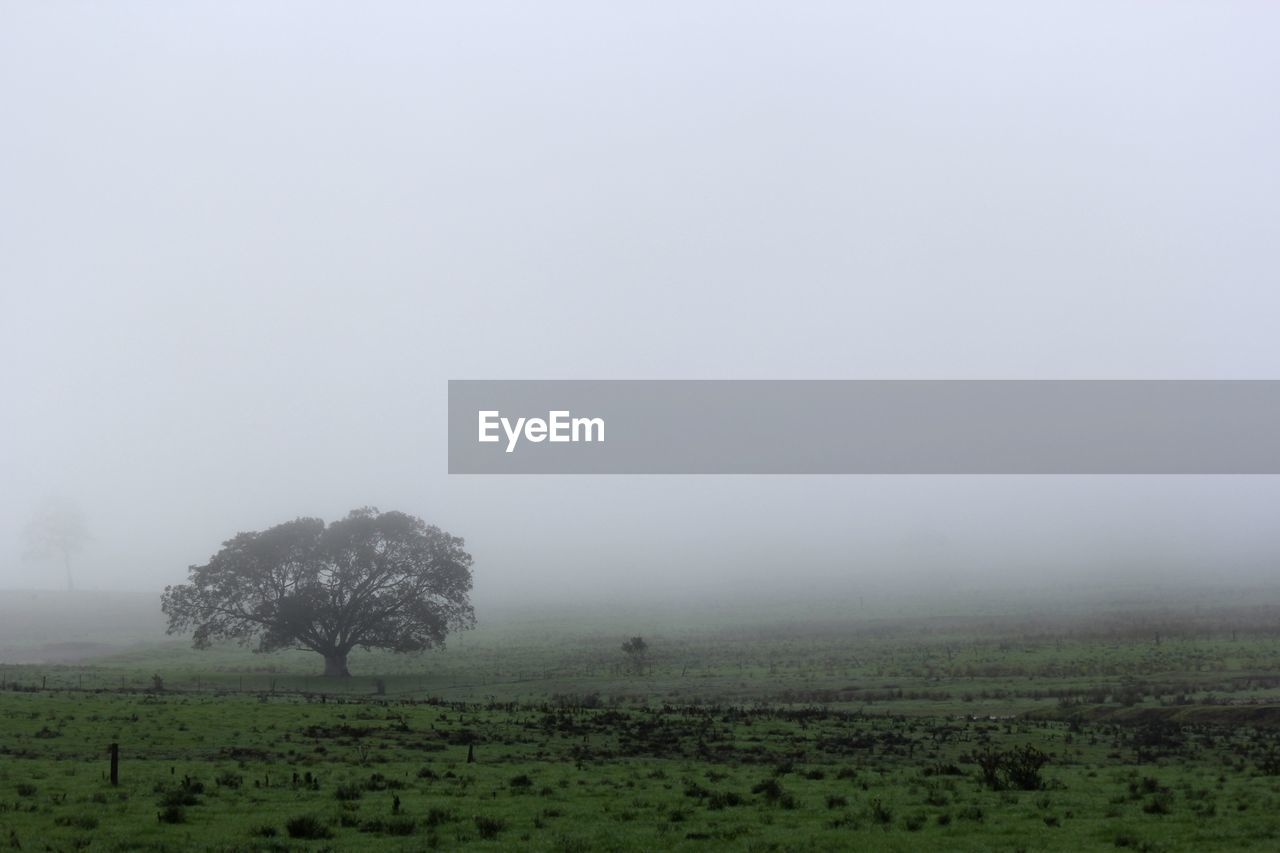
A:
2,2,1278,603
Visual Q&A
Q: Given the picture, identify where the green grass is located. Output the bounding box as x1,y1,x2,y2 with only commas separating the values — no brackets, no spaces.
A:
3,690,1280,851
4,592,1280,849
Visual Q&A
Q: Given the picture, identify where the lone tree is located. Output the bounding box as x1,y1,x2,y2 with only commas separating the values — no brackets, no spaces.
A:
621,636,649,675
161,508,475,677
23,498,90,592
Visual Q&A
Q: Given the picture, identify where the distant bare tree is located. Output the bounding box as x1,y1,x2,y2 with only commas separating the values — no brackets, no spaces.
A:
23,498,90,592
621,636,649,675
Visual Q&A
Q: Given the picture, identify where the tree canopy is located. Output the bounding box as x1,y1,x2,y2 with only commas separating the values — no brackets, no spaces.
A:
161,508,475,676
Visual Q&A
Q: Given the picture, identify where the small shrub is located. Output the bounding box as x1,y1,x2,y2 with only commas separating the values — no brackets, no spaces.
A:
216,770,243,789
424,807,457,827
1006,746,1049,791
54,816,98,830
1128,777,1166,799
924,787,949,807
364,772,402,791
157,805,186,824
474,815,506,839
684,781,711,800
285,815,332,840
751,778,785,803
385,817,416,836
158,787,200,808
707,791,744,810
975,745,1049,791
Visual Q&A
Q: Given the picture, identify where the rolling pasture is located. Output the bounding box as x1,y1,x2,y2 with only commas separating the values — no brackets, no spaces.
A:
3,588,1280,850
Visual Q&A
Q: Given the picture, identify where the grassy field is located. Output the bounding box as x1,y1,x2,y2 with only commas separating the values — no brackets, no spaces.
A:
3,588,1280,850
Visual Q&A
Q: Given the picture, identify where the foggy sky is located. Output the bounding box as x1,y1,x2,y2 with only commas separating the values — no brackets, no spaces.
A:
2,2,1278,605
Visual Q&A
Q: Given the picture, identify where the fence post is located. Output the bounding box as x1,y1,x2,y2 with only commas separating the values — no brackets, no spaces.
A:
109,743,119,786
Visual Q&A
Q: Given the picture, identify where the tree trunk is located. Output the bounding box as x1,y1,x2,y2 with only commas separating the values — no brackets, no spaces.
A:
323,652,351,678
